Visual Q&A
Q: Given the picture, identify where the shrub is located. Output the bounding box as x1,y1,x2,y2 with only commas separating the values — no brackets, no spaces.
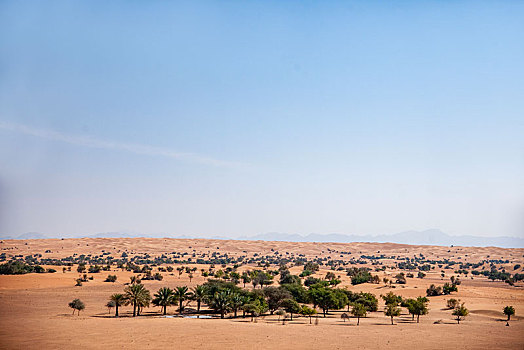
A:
0,261,46,275
104,275,117,282
446,298,460,309
443,282,458,295
426,284,442,297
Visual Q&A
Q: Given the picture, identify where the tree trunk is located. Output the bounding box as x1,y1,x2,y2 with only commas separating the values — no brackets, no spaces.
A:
115,305,119,317
221,311,224,319
179,300,183,314
357,316,360,325
309,316,312,324
391,316,394,325
417,314,420,323
234,309,238,318
290,312,293,321
133,302,137,317
163,305,167,315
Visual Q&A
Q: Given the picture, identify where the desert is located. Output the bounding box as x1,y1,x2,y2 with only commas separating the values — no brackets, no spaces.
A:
1,237,523,349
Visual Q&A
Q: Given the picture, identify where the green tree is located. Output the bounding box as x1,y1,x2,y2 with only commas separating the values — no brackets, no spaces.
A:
110,293,126,317
263,286,291,314
230,292,244,318
403,297,429,323
443,282,458,295
351,303,367,325
241,272,251,288
281,299,300,321
300,305,317,324
381,291,402,306
124,283,151,317
68,299,85,315
452,303,469,324
385,303,401,325
503,306,515,321
209,290,232,319
153,287,175,315
281,283,309,303
192,285,206,315
308,284,336,317
243,299,267,322
332,289,349,311
106,300,115,314
174,286,190,314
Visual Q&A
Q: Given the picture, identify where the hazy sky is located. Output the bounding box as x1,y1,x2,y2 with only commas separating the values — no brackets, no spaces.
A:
1,1,523,238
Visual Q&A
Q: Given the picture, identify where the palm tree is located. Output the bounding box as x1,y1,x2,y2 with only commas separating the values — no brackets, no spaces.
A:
174,286,190,314
153,287,175,315
209,290,231,319
110,293,127,317
124,283,151,317
229,293,244,318
351,303,367,325
192,285,206,316
130,275,141,284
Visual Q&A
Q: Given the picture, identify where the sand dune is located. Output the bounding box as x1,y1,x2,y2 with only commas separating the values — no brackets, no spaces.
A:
0,238,523,349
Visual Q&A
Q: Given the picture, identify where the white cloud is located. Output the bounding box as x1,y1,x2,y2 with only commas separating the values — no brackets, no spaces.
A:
0,120,239,167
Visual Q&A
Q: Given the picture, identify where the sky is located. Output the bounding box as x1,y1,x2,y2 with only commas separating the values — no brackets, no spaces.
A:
0,1,523,239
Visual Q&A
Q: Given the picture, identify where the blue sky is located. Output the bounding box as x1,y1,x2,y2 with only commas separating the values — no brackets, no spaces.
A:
0,1,523,238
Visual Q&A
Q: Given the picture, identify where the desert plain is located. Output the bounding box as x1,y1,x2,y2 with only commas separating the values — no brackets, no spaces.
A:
0,237,523,350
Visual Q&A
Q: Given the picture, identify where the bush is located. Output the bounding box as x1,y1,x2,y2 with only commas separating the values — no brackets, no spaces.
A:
446,298,460,309
88,265,101,273
395,273,406,284
426,284,443,297
443,282,458,295
104,275,117,282
0,261,46,275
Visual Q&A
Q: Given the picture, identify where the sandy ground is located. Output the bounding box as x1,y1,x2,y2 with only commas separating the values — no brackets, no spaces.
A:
0,238,523,349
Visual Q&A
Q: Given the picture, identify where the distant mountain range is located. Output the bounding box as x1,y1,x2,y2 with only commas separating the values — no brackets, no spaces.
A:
2,229,523,248
238,230,524,248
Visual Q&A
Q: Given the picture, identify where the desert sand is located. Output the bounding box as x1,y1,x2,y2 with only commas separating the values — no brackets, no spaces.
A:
1,238,523,349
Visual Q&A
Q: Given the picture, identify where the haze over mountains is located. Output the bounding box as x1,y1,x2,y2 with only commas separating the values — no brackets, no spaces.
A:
2,229,523,248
